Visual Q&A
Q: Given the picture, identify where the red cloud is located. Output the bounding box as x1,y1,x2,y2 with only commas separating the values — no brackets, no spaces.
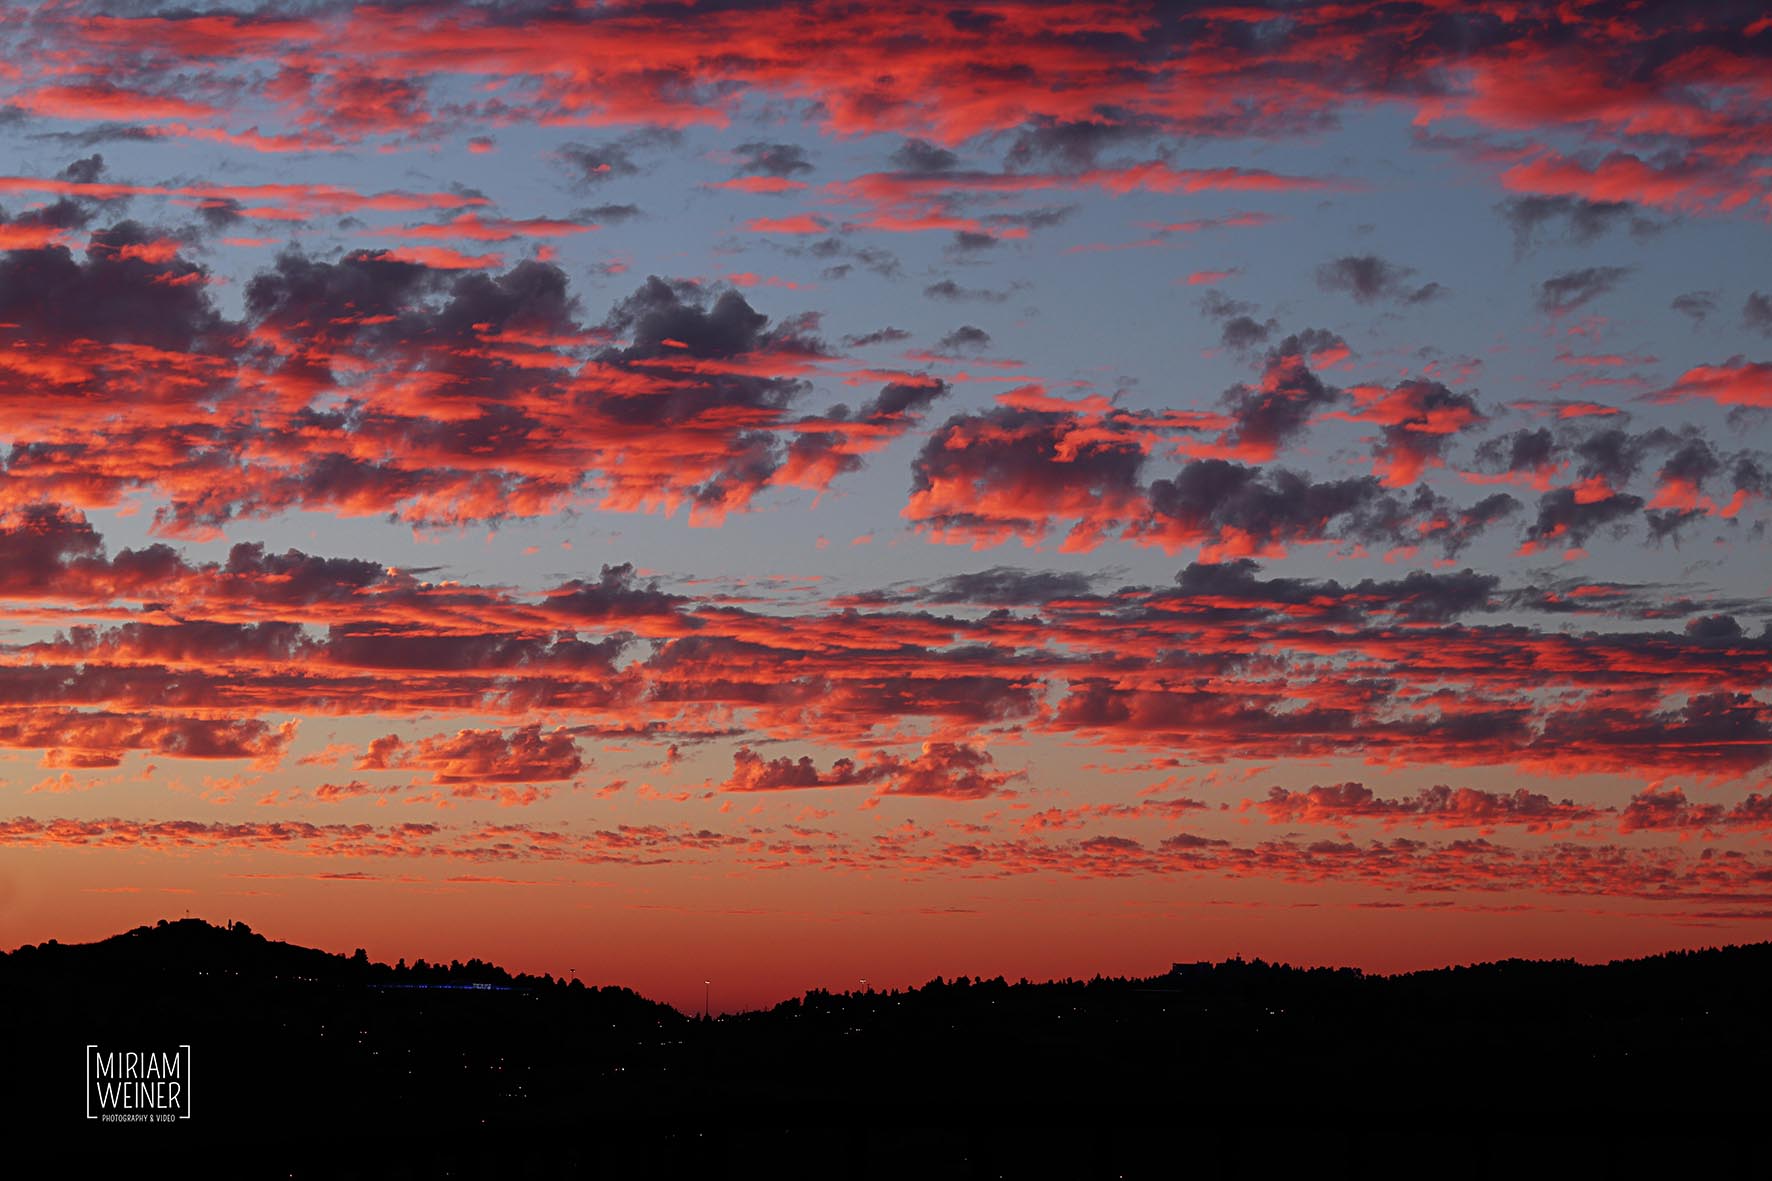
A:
376,246,506,270
1653,361,1772,409
721,742,1017,800
1333,380,1485,487
17,82,220,122
0,709,294,769
354,725,583,784
1249,782,1606,833
746,215,829,234
371,213,596,242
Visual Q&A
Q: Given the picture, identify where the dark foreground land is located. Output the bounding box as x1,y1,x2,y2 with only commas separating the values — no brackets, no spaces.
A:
2,918,1765,1176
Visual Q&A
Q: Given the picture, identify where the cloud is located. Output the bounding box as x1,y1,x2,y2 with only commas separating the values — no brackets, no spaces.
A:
1172,560,1499,623
1744,292,1772,338
936,325,991,352
923,280,1009,303
1133,460,1389,561
578,203,642,224
924,567,1098,606
558,128,681,187
0,710,294,769
1654,361,1772,410
357,724,582,785
875,742,1019,800
1003,115,1157,171
722,741,1017,800
1337,379,1485,487
1314,255,1443,305
889,139,959,174
1618,785,1772,834
1189,335,1343,461
1519,486,1645,554
732,141,813,177
1535,266,1632,315
904,405,1150,552
1197,290,1278,356
2,0,1771,928
1250,782,1605,832
0,509,1766,788
1496,195,1659,254
1671,291,1717,325
841,327,910,348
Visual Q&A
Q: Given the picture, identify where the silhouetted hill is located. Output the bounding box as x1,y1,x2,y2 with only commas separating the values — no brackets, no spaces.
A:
5,921,1767,1177
5,916,674,1015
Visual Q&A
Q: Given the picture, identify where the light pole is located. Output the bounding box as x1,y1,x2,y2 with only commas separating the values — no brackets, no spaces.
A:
704,980,711,1020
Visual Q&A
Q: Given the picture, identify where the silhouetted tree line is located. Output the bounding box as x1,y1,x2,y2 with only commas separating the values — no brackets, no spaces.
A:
5,919,1769,1176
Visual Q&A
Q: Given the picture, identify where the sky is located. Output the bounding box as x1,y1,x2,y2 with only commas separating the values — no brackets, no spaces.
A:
0,0,1769,1013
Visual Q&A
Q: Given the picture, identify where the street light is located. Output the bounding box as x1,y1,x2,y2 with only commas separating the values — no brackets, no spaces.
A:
704,980,711,1019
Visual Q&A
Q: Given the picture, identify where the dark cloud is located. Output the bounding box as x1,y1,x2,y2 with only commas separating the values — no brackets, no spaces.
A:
1657,435,1722,489
841,327,910,348
907,406,1148,549
0,197,92,233
245,247,446,344
1425,492,1520,558
0,220,225,351
1134,457,1509,560
924,279,1009,303
985,206,1075,233
1198,291,1255,321
1523,487,1645,552
889,138,959,174
1685,614,1745,644
603,274,815,361
558,128,682,187
936,325,991,352
195,198,246,230
1475,428,1559,475
579,203,643,224
804,237,901,279
1174,559,1499,622
1003,115,1155,171
1671,291,1717,325
1198,290,1275,354
732,141,813,177
858,378,949,422
1496,195,1658,254
1213,337,1341,458
1572,426,1676,486
1314,255,1443,304
1744,292,1772,338
58,154,107,185
1220,315,1276,354
222,542,385,602
1137,460,1384,555
1535,266,1631,315
780,375,952,489
31,123,162,148
549,562,693,628
926,567,1098,605
948,230,999,253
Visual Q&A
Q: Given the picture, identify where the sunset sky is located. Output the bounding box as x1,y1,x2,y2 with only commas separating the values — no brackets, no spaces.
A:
1,0,1769,1012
